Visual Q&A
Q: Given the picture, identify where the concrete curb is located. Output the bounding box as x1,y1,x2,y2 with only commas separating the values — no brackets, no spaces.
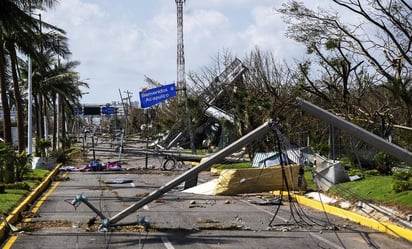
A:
294,193,412,242
0,164,62,241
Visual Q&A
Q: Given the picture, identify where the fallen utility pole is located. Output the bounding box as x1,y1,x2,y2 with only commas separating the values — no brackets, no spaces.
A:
107,120,274,225
296,97,412,165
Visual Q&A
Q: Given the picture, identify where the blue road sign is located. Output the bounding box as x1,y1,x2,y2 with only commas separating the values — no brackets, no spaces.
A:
139,83,176,108
74,107,83,115
102,106,116,115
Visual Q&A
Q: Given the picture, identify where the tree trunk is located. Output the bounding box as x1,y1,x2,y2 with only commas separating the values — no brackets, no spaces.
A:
61,99,66,149
8,44,25,152
39,94,45,138
34,95,41,139
0,41,15,183
52,96,57,150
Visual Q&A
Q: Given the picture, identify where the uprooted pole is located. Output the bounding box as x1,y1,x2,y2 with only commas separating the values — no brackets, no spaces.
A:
108,119,274,225
296,97,412,165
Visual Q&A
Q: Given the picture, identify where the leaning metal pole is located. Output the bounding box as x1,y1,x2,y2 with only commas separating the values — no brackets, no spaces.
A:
297,97,412,165
108,120,274,225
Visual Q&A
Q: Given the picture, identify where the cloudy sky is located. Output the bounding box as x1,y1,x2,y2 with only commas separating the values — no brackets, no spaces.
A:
40,0,327,104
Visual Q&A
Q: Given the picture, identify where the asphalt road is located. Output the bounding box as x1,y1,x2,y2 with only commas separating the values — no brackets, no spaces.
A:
2,157,412,249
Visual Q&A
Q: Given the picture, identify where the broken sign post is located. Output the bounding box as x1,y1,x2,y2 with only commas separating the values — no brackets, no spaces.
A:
140,83,177,169
68,120,275,230
139,83,176,109
108,120,274,226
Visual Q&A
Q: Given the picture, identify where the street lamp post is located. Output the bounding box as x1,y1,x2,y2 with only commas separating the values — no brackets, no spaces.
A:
27,57,33,155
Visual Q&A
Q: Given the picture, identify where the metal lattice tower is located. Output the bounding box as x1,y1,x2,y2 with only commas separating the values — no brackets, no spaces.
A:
176,0,185,96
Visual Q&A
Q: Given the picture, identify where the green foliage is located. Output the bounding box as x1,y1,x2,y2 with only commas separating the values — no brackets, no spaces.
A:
325,39,340,50
373,152,395,175
213,162,251,169
338,156,354,170
0,169,49,214
329,175,412,209
35,137,52,157
392,169,412,193
362,169,381,176
5,181,31,190
61,135,77,148
0,189,27,214
49,148,70,164
14,150,31,181
304,170,316,191
392,181,410,193
0,142,15,183
312,143,329,157
24,169,49,181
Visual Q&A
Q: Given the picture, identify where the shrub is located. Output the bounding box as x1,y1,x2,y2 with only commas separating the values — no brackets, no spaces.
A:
363,169,381,176
6,182,31,190
0,142,16,183
50,147,82,164
391,169,412,193
35,138,52,157
15,150,31,181
373,152,395,175
50,148,69,164
392,181,410,193
312,143,330,157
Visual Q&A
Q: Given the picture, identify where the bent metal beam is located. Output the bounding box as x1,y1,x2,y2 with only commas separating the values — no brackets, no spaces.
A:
107,120,275,225
296,97,412,165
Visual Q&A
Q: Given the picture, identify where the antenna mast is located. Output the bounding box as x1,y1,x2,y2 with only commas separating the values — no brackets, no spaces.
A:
175,0,196,155
175,0,185,96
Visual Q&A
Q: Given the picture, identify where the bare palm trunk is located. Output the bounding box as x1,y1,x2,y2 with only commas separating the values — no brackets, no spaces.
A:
61,99,66,149
0,41,15,183
52,96,57,150
40,95,45,138
34,95,41,138
8,44,25,152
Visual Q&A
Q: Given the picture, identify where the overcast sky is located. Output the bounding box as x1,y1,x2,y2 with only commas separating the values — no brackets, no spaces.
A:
40,0,328,104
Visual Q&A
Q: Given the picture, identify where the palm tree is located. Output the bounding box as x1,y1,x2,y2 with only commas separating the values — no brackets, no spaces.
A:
6,36,26,152
0,0,66,182
20,51,88,152
40,60,88,150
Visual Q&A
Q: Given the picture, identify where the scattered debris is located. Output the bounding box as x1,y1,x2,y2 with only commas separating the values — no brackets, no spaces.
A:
196,218,219,224
195,217,243,230
103,178,133,184
248,198,282,206
305,192,337,204
60,161,122,172
1,216,20,233
182,179,218,195
89,186,112,191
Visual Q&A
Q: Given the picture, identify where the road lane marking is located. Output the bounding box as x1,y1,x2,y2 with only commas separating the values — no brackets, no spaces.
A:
2,234,18,249
25,172,69,221
4,172,68,248
161,236,175,249
309,232,345,249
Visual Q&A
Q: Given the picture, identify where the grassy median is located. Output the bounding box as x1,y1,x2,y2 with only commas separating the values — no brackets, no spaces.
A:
213,163,412,212
0,169,49,214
